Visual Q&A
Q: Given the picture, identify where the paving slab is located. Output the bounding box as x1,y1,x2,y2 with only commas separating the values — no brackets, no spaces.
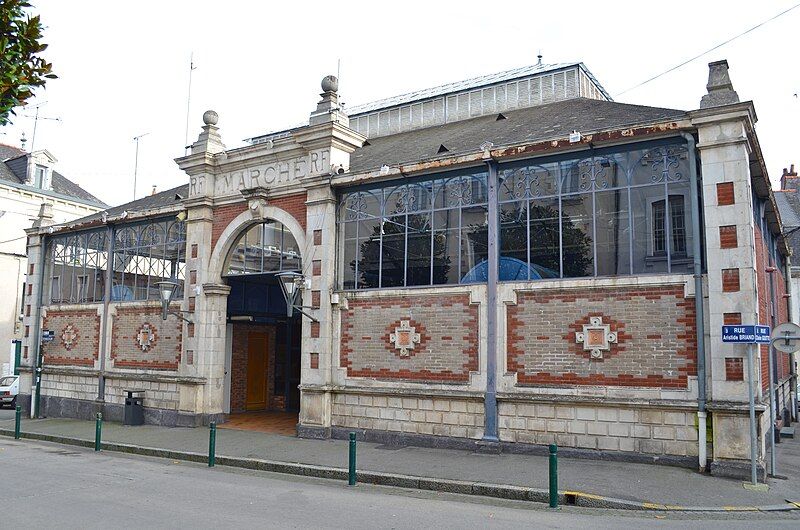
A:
1,414,799,509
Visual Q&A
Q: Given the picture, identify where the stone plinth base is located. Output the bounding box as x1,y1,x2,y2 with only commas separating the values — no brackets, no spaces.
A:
710,459,767,483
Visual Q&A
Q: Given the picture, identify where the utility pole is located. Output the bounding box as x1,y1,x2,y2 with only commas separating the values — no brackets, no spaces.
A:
132,133,150,201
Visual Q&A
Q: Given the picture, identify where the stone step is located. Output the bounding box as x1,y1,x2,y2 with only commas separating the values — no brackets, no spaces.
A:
780,426,795,439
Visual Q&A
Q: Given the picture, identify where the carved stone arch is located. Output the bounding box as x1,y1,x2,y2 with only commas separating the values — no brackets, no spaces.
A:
207,205,308,285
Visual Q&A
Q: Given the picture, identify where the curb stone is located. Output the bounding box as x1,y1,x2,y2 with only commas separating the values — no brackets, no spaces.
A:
1,428,798,513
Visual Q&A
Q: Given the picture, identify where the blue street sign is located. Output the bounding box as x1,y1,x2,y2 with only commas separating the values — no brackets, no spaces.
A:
722,325,771,344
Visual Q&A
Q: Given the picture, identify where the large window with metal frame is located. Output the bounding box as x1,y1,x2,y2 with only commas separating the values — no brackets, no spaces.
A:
111,218,186,301
339,169,489,289
498,140,694,280
223,220,301,276
337,140,695,291
45,228,108,304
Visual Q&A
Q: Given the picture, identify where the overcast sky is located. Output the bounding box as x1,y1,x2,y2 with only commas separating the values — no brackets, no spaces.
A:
1,1,799,207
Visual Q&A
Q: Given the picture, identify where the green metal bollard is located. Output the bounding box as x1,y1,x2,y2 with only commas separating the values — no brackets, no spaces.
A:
14,405,21,440
94,413,102,452
208,422,216,467
549,443,558,509
348,432,357,486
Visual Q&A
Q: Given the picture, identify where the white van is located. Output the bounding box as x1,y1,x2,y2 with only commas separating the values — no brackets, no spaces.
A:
0,375,19,408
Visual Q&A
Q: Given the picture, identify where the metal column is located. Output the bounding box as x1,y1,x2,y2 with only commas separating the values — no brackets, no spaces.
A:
483,160,499,442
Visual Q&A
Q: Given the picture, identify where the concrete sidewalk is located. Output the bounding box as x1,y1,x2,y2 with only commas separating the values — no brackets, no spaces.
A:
2,415,799,509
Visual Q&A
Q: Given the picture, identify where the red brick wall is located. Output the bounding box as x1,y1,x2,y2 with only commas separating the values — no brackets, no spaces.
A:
507,285,696,388
42,309,101,366
210,192,308,249
230,323,276,413
110,305,182,370
754,224,791,391
340,294,479,382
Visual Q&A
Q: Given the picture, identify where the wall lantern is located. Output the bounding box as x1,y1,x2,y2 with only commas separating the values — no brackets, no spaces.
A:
275,271,318,322
156,279,193,323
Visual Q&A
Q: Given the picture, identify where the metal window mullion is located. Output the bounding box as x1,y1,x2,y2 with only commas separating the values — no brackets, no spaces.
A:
378,191,384,288
68,238,75,303
118,244,124,302
90,236,98,302
665,182,672,273
79,235,87,301
403,211,408,287
591,189,598,277
353,220,360,289
457,205,463,283
526,196,531,281
146,228,156,300
558,183,564,279
429,208,434,286
132,234,140,300
627,182,634,275
263,223,268,273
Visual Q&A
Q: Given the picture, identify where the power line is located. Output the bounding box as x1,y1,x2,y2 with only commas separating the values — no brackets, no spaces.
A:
0,235,27,246
615,3,800,97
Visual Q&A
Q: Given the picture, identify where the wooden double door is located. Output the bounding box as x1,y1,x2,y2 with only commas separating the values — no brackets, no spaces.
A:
246,331,271,411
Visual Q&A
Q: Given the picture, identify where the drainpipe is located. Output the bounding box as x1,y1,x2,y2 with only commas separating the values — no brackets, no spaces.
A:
784,257,797,421
682,132,707,472
483,159,499,443
766,266,778,475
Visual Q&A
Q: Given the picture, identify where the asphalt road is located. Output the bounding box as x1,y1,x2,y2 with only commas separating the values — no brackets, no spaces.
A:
1,438,798,529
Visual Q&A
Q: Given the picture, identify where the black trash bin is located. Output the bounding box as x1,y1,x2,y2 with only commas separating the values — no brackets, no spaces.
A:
123,390,145,426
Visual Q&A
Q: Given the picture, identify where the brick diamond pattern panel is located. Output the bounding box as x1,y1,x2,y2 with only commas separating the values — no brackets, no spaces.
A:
111,305,182,370
507,285,696,388
341,294,479,382
42,309,101,366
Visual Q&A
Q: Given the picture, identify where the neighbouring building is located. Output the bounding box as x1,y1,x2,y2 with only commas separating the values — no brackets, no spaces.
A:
0,142,105,372
774,164,800,415
16,59,796,481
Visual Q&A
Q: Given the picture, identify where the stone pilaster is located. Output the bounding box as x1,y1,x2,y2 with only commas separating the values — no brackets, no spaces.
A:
21,204,55,414
692,101,765,478
294,77,365,437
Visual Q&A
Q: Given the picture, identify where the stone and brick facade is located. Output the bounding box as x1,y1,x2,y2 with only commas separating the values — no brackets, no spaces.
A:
17,60,795,482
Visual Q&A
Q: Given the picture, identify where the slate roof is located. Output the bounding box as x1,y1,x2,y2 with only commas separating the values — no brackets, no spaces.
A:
68,97,688,228
349,97,688,173
0,143,106,206
64,183,190,227
775,189,800,259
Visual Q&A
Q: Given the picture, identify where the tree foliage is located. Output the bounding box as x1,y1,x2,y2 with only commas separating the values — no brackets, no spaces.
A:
0,0,56,126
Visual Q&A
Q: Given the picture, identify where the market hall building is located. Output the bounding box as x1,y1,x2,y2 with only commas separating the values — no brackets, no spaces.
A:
18,59,796,480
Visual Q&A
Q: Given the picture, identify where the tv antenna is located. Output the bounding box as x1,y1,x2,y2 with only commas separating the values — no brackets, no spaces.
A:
184,52,197,153
132,132,150,200
22,101,61,152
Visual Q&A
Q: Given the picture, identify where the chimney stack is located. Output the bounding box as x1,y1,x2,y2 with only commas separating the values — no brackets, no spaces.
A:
781,164,798,190
700,60,740,109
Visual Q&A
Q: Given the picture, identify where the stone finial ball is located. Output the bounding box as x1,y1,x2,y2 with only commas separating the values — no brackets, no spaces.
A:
202,110,219,126
321,75,339,93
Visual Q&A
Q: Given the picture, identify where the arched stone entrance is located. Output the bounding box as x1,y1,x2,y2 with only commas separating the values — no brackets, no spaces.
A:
194,207,310,434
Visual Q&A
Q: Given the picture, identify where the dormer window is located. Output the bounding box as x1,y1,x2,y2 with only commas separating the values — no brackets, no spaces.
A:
34,165,47,188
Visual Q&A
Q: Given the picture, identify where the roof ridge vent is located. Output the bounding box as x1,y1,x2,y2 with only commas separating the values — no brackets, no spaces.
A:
496,113,507,121
437,144,449,154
